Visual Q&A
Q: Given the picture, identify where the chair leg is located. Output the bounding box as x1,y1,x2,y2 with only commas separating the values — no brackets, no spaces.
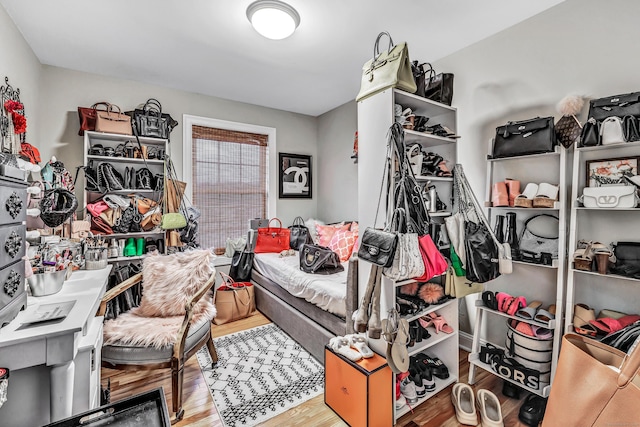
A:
171,359,185,424
206,334,219,367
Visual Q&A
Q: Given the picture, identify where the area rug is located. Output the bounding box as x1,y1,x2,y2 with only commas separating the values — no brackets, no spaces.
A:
196,323,324,427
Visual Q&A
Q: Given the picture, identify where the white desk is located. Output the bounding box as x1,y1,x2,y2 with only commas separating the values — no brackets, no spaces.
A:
0,267,111,426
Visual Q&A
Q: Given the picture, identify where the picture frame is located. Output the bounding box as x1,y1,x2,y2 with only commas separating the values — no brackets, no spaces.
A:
586,156,639,187
279,153,312,199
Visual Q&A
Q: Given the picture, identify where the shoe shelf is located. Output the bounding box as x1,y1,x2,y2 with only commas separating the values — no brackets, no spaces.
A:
486,147,561,162
393,89,457,114
407,329,457,357
395,374,458,419
512,259,559,269
414,175,453,182
473,301,556,330
574,206,640,211
95,231,163,239
401,298,457,323
86,155,164,165
468,352,550,398
571,268,640,283
484,203,561,211
86,188,158,195
576,141,640,152
84,130,168,146
393,273,447,288
403,129,457,148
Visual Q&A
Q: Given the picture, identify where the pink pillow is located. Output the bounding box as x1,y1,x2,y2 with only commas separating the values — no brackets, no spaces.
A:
328,229,357,262
316,223,349,246
350,222,359,233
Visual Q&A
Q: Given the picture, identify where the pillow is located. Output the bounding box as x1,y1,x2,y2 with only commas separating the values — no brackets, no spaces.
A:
136,249,213,317
316,222,349,246
305,218,325,244
350,222,359,233
328,229,358,262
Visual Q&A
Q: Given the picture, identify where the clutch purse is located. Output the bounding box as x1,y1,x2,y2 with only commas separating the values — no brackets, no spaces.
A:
491,117,556,159
357,227,398,268
580,186,638,208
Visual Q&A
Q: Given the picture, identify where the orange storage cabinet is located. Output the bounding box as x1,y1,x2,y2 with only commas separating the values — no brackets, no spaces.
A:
324,346,392,427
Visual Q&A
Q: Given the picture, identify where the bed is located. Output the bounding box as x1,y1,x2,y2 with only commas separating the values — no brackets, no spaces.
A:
251,252,358,363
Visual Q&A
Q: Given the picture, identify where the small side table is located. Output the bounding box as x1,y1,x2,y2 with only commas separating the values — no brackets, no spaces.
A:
324,345,392,427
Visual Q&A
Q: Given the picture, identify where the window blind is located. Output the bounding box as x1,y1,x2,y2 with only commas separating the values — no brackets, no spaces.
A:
192,125,268,251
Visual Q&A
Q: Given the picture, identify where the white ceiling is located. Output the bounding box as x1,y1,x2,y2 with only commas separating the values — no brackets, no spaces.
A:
1,0,563,116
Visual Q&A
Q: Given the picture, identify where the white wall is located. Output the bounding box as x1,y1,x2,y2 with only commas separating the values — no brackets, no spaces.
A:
0,4,41,150
37,65,319,227
317,100,358,222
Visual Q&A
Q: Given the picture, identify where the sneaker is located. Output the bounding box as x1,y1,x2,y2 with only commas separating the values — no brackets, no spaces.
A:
395,393,407,410
399,372,418,404
409,367,426,397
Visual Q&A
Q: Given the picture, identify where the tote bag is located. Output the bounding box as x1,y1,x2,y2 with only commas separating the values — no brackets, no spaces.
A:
542,333,640,426
213,273,256,325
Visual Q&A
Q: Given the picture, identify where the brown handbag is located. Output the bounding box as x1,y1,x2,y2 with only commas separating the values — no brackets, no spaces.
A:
542,333,640,426
77,102,110,136
95,103,133,135
213,272,256,325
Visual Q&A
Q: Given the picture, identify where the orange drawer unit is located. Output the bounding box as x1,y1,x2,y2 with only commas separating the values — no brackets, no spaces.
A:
324,346,392,427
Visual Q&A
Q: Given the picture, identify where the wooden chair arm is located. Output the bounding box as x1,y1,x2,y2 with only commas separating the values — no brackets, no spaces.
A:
96,272,143,317
173,272,216,360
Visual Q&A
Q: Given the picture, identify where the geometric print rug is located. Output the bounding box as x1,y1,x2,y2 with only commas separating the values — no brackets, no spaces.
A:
196,323,324,427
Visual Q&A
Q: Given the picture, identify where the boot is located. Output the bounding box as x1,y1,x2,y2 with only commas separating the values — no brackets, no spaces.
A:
354,265,377,333
491,182,509,207
494,215,505,244
505,178,521,207
367,266,382,339
505,212,520,260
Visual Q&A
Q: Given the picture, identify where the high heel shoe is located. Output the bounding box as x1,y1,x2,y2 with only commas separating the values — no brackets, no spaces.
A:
416,316,433,340
426,312,454,334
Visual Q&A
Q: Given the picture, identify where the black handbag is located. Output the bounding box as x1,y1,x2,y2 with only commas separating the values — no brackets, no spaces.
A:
623,115,640,142
97,163,124,192
299,244,344,275
422,63,454,105
579,118,600,147
611,241,640,279
229,250,254,282
126,98,178,139
288,216,311,250
464,220,500,283
588,92,640,122
358,227,398,268
411,61,427,98
491,116,556,159
135,167,153,190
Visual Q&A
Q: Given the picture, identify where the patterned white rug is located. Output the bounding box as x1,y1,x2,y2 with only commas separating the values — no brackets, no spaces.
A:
196,323,324,427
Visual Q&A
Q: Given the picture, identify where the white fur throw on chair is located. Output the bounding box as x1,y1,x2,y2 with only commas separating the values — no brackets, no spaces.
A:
103,249,217,349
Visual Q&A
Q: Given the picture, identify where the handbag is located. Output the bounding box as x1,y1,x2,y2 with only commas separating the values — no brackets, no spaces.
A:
611,241,640,278
94,103,133,135
579,117,600,147
414,234,447,282
213,273,256,325
126,98,178,139
542,333,640,427
91,215,113,234
254,218,291,253
600,116,625,145
382,208,424,281
77,102,110,136
518,214,559,262
358,227,398,268
580,186,638,209
356,31,417,102
555,114,582,148
39,188,78,228
623,115,640,142
299,244,344,275
161,212,187,230
229,250,254,282
411,61,427,98
405,144,423,176
588,91,640,122
491,117,556,159
97,162,124,192
422,63,454,106
288,216,311,250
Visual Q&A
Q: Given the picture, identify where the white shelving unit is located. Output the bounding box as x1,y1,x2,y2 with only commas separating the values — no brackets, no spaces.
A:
83,131,168,263
467,142,569,398
357,88,459,423
564,142,640,335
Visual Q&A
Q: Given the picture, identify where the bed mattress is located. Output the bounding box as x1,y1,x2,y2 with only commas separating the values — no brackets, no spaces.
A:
253,253,347,317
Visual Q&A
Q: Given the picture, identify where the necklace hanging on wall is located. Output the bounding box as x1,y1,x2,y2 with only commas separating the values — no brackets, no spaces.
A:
0,76,27,156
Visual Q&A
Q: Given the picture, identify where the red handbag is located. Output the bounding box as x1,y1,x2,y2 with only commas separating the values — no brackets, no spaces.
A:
254,218,291,254
77,102,110,136
414,234,448,281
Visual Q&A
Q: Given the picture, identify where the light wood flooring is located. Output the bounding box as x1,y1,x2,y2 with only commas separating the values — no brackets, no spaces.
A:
102,312,535,426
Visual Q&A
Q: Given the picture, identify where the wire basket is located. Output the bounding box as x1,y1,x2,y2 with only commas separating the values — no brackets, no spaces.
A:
39,188,78,228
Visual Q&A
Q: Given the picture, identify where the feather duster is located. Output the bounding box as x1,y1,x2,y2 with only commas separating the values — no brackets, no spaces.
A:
556,95,584,117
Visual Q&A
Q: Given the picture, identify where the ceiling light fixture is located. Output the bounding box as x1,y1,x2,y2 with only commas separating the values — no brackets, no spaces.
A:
246,0,300,40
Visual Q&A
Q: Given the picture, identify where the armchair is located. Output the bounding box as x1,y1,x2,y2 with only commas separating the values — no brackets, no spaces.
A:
97,250,218,424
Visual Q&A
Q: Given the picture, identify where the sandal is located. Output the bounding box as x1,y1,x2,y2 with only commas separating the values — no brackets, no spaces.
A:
346,334,374,358
496,292,526,316
426,312,454,334
329,336,362,362
417,353,449,379
482,291,498,310
534,305,556,323
515,301,543,320
589,314,640,335
573,303,597,337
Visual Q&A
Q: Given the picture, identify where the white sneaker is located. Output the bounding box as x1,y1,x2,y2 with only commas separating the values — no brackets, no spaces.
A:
400,375,418,404
395,393,407,410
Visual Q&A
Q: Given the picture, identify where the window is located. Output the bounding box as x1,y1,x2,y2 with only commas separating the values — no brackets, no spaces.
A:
183,116,275,252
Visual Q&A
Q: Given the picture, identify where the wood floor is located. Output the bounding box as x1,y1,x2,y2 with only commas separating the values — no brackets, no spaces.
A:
102,312,534,426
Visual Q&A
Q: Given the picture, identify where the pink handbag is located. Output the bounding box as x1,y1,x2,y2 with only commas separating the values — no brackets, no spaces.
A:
414,234,448,281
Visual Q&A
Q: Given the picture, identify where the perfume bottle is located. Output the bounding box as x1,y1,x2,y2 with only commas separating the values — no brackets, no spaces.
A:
108,238,119,258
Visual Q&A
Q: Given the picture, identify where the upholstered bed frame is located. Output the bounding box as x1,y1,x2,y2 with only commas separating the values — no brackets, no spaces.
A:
251,257,358,363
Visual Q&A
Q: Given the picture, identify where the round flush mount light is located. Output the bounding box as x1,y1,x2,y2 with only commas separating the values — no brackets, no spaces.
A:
246,0,300,40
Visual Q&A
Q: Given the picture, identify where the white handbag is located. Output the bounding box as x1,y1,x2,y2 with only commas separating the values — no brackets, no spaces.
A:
406,144,423,176
383,232,425,281
580,185,638,208
600,116,625,145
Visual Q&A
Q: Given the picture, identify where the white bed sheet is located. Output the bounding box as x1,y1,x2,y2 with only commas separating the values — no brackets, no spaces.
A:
253,252,347,317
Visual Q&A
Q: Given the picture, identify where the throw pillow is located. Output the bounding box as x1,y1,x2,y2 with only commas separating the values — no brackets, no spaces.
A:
305,218,325,244
316,222,349,246
328,229,357,262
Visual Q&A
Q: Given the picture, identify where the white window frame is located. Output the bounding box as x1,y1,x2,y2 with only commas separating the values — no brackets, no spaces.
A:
182,114,277,221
